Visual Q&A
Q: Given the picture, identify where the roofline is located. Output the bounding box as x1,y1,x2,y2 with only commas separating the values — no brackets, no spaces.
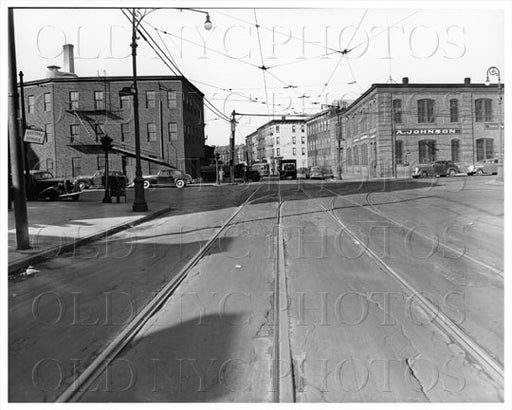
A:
345,82,504,113
21,75,205,97
256,117,306,131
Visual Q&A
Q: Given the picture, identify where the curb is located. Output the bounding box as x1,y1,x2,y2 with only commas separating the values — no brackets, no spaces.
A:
8,207,172,275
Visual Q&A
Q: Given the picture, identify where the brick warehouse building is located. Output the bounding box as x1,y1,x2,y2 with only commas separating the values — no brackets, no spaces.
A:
341,77,504,178
22,46,206,180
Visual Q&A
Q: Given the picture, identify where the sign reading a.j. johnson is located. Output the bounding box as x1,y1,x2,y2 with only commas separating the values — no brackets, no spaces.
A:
395,128,460,136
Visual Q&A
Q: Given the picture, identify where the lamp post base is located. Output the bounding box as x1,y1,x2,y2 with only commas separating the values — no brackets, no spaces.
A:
102,196,112,204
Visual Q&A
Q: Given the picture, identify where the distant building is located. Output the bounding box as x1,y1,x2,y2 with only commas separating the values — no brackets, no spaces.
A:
341,77,505,178
214,144,245,164
22,44,206,179
245,117,307,174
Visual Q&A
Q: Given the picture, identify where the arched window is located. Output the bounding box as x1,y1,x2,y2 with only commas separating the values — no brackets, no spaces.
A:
347,147,352,166
361,143,368,165
475,98,492,122
417,99,434,123
395,140,404,164
353,145,359,166
450,99,459,122
451,139,460,162
393,99,402,123
476,138,494,161
418,139,436,163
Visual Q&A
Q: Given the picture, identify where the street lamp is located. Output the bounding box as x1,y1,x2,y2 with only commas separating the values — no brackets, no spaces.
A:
485,66,503,180
124,8,212,212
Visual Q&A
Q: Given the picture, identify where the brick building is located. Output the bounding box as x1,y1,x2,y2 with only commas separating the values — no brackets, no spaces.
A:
22,45,206,180
341,77,504,178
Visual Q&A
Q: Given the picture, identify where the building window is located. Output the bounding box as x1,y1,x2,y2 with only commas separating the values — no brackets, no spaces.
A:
120,95,130,109
276,137,280,145
361,143,368,166
417,99,434,123
419,139,436,163
301,136,305,144
476,138,494,161
451,139,460,162
276,148,280,156
292,125,296,132
44,124,53,143
353,146,359,165
147,123,157,142
168,122,178,141
28,95,35,113
167,90,177,108
475,98,492,122
146,91,156,108
302,147,306,155
93,123,104,142
292,136,296,144
46,159,54,171
450,99,459,122
71,158,81,178
293,147,297,156
69,91,79,110
94,91,105,110
44,93,51,111
347,147,352,166
276,125,280,133
301,124,305,132
70,124,80,143
121,123,130,142
395,140,403,164
393,99,402,123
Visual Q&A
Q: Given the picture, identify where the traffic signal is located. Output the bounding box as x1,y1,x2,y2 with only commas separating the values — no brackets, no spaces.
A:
100,135,113,152
215,152,220,161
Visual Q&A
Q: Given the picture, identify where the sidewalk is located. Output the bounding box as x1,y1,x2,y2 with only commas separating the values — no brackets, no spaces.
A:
8,190,171,275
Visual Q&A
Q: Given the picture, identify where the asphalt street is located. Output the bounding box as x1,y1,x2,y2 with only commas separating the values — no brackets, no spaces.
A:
8,176,504,403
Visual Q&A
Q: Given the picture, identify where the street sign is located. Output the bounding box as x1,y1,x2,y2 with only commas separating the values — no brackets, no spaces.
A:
23,129,45,144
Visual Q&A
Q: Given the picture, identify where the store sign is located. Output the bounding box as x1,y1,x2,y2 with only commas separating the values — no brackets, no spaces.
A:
23,129,46,144
396,128,460,136
485,124,502,130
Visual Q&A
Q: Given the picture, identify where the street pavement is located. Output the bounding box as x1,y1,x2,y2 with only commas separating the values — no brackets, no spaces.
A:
7,176,504,403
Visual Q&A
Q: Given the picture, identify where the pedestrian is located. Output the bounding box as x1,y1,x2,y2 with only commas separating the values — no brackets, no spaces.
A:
243,165,248,183
219,168,224,184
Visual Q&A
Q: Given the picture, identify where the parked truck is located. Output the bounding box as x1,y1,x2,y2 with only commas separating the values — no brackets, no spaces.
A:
279,159,297,180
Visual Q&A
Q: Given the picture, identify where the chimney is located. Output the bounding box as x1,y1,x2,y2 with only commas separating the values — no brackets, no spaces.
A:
402,77,409,85
464,77,471,84
63,44,75,74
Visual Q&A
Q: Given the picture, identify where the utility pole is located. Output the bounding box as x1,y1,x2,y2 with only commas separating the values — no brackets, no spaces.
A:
8,8,30,249
230,110,236,183
19,71,31,188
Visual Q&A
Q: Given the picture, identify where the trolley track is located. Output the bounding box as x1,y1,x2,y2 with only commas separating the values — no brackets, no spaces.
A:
56,186,263,402
298,185,504,390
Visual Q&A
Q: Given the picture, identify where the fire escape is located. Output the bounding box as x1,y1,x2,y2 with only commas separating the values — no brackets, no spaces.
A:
66,98,175,168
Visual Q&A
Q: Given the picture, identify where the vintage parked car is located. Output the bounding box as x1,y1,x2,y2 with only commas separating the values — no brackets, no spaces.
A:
310,166,334,180
297,167,310,179
467,158,502,176
27,170,80,201
75,170,128,190
412,160,461,178
142,168,193,189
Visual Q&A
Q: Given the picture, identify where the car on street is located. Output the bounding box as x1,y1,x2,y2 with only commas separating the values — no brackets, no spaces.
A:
141,167,193,189
75,170,128,190
309,166,334,180
467,158,502,176
411,160,461,178
27,170,80,201
297,167,310,179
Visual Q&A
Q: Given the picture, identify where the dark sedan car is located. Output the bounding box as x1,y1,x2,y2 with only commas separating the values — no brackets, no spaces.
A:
75,170,128,190
27,171,80,200
412,160,461,178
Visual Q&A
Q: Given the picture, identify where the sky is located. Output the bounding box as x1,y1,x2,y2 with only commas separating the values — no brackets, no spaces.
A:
9,2,506,147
